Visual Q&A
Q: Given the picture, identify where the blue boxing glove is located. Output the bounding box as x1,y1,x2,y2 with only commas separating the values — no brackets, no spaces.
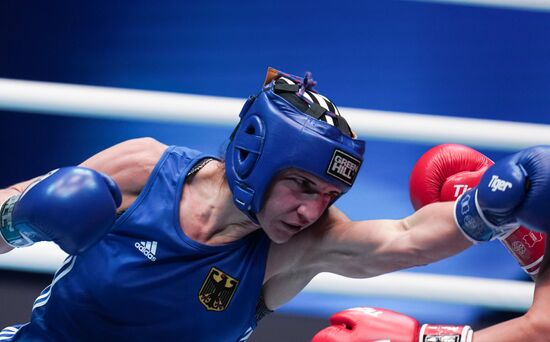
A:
455,146,550,242
0,167,122,254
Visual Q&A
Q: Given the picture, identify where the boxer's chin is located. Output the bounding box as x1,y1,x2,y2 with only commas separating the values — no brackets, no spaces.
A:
258,217,298,244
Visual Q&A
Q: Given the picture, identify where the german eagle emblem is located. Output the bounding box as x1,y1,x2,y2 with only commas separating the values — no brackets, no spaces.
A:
198,267,239,311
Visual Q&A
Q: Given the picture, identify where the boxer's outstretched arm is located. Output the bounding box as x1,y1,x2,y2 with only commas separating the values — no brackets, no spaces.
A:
263,202,469,309
310,201,472,278
312,145,550,278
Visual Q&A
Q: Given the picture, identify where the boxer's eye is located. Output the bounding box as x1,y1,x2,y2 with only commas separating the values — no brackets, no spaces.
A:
327,192,340,201
289,177,316,194
288,176,340,200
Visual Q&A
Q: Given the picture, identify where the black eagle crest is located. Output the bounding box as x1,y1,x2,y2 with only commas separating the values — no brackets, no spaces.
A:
199,267,239,311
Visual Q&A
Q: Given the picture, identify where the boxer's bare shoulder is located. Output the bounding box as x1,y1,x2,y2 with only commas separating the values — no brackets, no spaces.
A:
80,137,167,211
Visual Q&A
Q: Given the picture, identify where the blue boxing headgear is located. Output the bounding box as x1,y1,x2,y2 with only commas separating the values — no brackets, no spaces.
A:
225,68,365,223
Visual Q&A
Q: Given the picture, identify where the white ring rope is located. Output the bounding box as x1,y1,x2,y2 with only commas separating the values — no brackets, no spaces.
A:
1,78,549,150
308,272,533,312
0,244,534,312
0,78,542,312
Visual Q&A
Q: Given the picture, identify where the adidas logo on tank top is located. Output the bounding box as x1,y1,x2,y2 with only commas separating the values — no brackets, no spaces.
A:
135,241,158,261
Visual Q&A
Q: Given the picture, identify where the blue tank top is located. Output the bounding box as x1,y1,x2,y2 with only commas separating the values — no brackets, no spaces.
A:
4,146,271,342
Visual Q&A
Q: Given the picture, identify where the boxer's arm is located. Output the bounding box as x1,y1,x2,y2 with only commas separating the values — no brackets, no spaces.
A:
0,137,166,254
309,201,471,278
475,238,550,341
312,307,473,342
314,251,550,342
262,202,469,310
79,137,167,212
473,316,539,341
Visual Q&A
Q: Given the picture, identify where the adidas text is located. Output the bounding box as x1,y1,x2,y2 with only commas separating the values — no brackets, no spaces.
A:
135,241,157,261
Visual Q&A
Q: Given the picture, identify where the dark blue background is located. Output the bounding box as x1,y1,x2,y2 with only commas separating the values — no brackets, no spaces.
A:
1,0,548,327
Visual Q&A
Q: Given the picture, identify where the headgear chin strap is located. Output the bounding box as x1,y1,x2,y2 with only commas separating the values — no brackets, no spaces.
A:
225,67,366,223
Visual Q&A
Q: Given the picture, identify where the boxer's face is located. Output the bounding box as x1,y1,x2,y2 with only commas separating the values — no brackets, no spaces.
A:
257,169,341,243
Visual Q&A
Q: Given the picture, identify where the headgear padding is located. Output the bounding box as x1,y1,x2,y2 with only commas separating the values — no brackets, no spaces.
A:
225,68,365,223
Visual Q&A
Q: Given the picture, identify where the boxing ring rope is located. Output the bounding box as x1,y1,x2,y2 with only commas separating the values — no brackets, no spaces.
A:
0,78,546,312
0,243,535,312
1,78,550,150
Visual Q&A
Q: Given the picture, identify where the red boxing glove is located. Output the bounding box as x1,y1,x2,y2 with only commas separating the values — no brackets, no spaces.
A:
409,144,546,279
311,307,472,342
409,144,492,209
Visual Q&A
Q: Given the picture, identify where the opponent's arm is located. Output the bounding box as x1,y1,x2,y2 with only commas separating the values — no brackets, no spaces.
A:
313,239,550,342
474,237,550,341
312,307,474,342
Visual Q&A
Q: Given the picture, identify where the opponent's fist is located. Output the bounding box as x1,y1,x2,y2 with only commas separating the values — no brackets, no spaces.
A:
0,167,122,254
409,143,493,210
311,307,472,342
410,144,546,278
456,146,550,242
